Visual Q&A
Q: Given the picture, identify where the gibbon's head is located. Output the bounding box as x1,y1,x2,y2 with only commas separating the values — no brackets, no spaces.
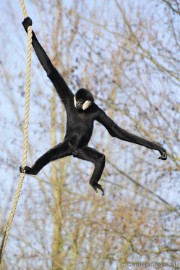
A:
74,88,94,111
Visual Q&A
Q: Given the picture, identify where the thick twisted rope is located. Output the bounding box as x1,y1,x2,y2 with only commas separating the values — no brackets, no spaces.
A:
0,1,32,264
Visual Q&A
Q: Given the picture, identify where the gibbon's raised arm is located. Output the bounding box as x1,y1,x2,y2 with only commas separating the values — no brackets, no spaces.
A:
22,17,73,105
96,109,167,160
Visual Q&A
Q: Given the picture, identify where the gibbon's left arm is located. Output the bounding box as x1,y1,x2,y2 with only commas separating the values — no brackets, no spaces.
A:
96,109,167,160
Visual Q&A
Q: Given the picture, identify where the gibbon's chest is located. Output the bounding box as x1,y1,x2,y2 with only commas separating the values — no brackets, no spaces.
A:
67,109,94,130
74,111,93,124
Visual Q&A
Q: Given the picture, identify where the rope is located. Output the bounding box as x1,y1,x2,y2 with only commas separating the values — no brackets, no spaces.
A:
0,0,32,264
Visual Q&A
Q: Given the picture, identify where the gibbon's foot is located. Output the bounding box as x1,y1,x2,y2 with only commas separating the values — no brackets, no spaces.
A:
91,183,105,196
20,166,36,175
158,149,167,160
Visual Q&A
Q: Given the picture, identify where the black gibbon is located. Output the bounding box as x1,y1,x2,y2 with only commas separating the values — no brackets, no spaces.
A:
20,18,167,195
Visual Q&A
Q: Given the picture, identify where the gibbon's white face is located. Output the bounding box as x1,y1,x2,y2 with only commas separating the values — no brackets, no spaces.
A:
74,97,92,111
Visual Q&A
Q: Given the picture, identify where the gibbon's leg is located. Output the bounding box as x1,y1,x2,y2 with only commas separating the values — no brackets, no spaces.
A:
20,141,71,175
77,147,105,195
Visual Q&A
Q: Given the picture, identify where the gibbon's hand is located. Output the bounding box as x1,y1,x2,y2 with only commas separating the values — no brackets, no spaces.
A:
158,149,167,160
22,17,32,32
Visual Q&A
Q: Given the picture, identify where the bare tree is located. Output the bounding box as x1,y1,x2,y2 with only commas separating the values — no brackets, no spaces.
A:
0,0,179,269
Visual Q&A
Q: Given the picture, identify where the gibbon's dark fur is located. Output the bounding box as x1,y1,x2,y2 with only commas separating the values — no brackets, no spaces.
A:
20,18,167,195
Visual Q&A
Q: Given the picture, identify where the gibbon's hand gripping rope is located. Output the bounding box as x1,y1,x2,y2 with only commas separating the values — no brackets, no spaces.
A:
0,0,32,264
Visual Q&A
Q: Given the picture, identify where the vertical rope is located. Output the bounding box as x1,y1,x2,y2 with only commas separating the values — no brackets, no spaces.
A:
19,0,28,17
0,1,32,265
